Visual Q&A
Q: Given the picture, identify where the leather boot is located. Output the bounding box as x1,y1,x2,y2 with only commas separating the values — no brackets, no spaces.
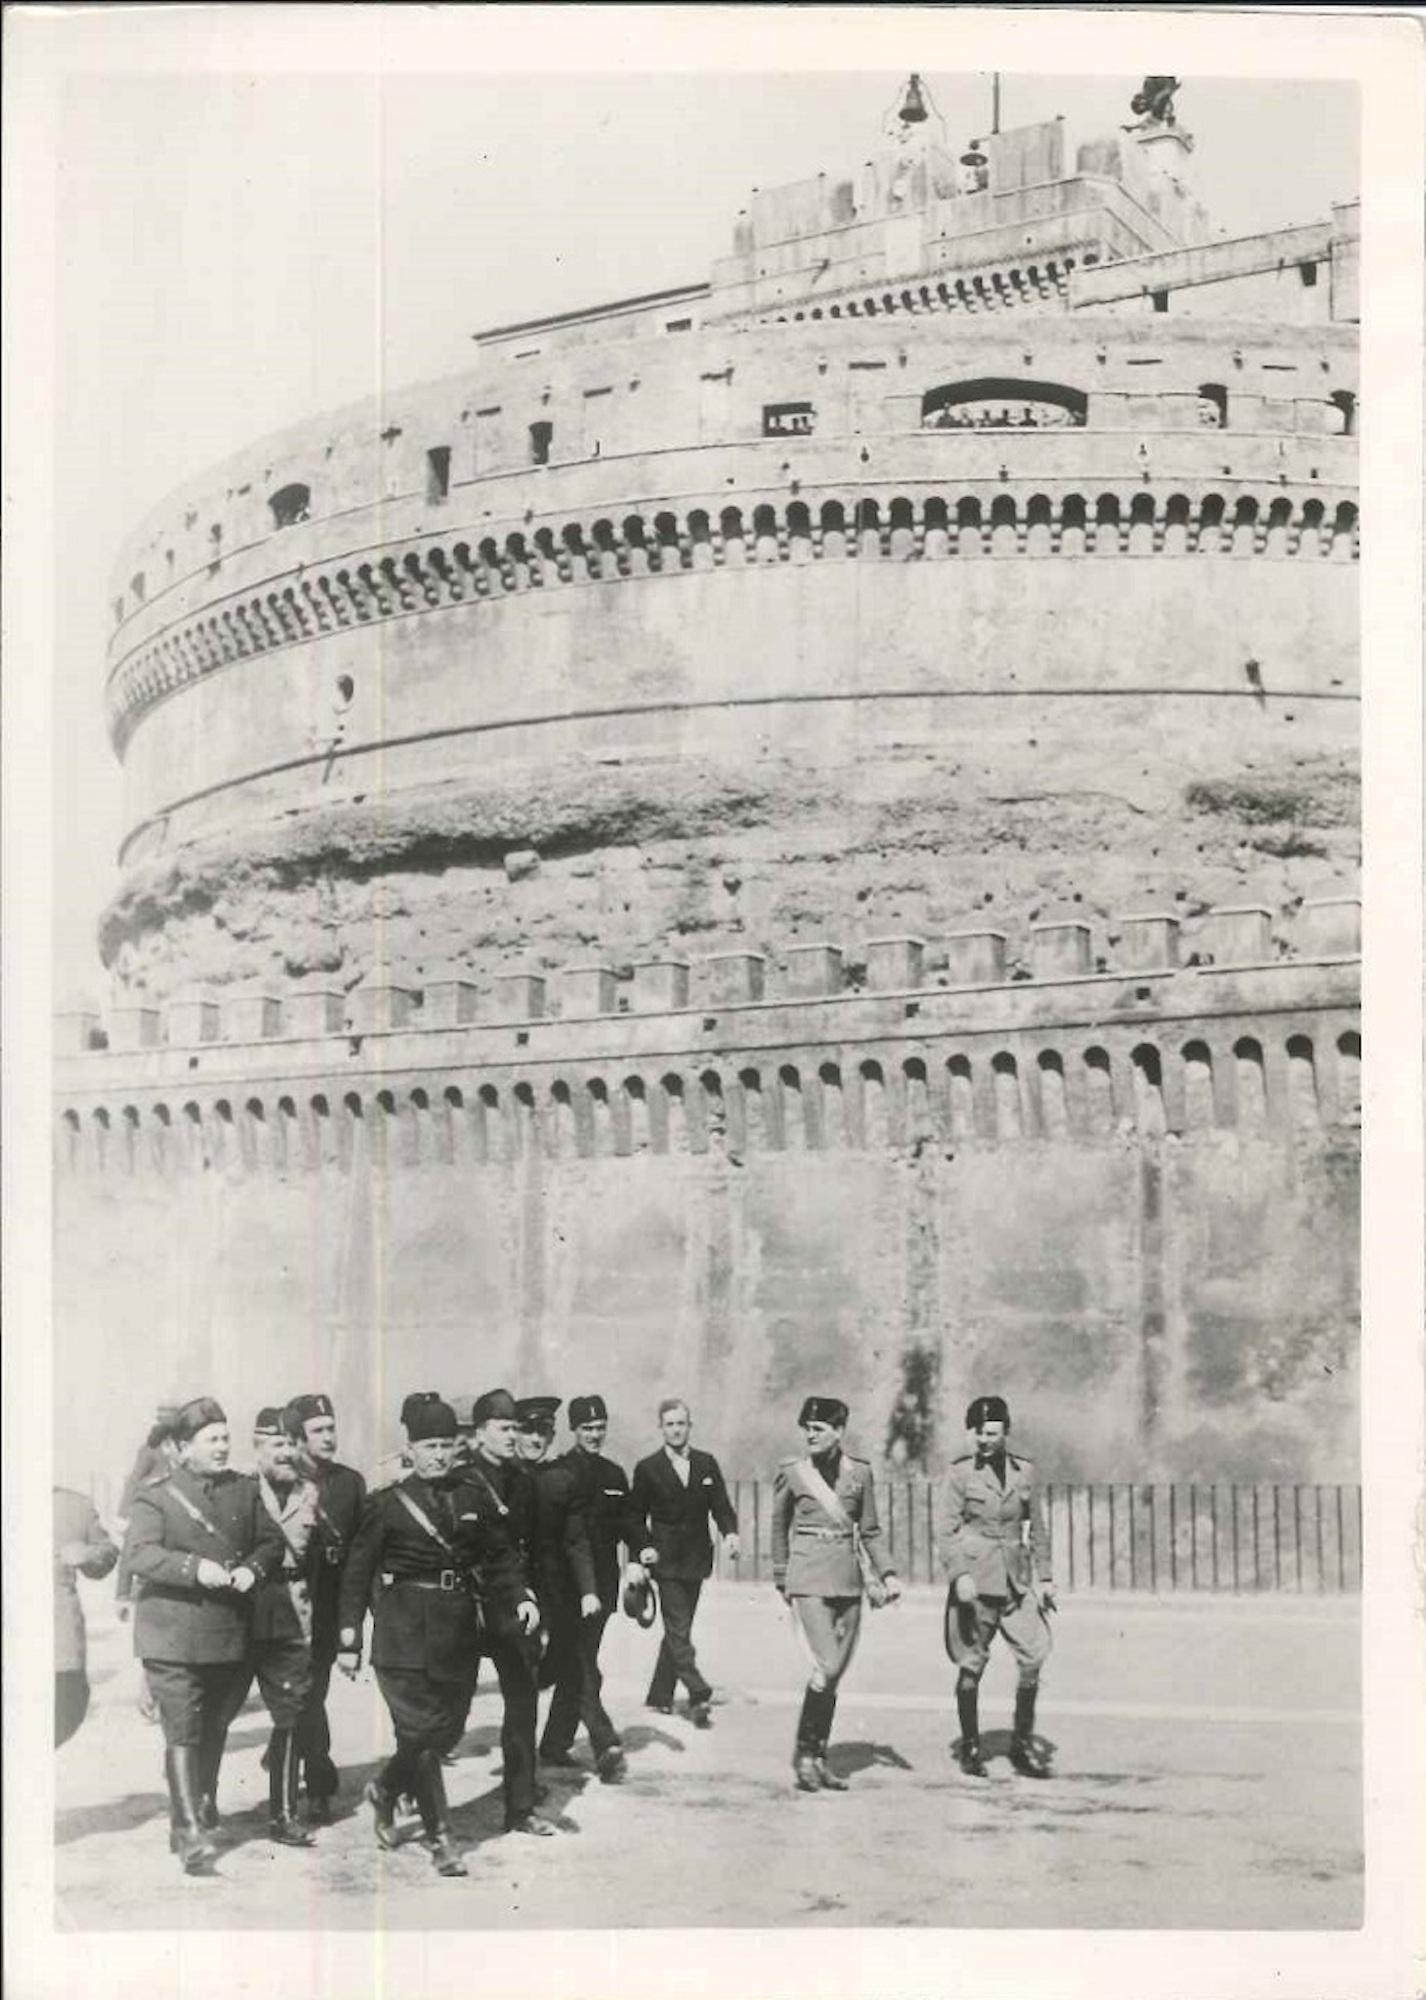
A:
166,1747,217,1873
812,1687,848,1790
364,1753,405,1850
955,1682,987,1777
1010,1681,1051,1777
195,1734,223,1831
793,1688,823,1792
414,1751,468,1876
269,1729,317,1844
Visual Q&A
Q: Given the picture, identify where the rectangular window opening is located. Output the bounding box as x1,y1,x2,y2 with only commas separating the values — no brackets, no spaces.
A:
426,446,451,503
665,317,693,333
528,420,553,466
763,401,816,437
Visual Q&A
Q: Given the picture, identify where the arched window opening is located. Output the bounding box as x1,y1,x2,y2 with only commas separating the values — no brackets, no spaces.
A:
1234,1037,1267,1132
1037,1050,1068,1137
991,1051,1022,1138
1131,1044,1166,1135
1182,1041,1215,1130
1286,1034,1319,1124
921,378,1086,430
946,1054,975,1141
269,483,311,529
1084,1047,1114,1136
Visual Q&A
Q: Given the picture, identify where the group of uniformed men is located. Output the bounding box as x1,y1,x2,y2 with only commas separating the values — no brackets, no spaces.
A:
100,1382,1055,1878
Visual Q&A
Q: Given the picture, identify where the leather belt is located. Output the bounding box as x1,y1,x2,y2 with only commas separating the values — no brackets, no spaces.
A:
794,1527,852,1541
385,1569,463,1591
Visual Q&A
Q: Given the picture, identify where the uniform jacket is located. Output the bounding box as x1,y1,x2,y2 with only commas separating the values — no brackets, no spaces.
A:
937,1450,1051,1600
305,1459,367,1657
630,1447,737,1581
54,1487,118,1673
527,1457,597,1610
455,1455,542,1637
124,1466,285,1664
251,1473,318,1646
560,1448,636,1610
771,1451,891,1598
337,1473,524,1680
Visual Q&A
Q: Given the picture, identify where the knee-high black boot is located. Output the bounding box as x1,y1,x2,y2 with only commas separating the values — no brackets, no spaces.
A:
1010,1679,1051,1776
812,1686,848,1790
955,1676,987,1777
165,1747,217,1873
793,1687,823,1792
414,1749,468,1875
268,1728,317,1843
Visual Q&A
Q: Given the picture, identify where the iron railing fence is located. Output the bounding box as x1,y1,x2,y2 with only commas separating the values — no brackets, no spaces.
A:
714,1479,1363,1593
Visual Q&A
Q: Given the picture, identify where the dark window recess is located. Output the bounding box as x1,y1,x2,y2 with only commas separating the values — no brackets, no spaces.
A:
1197,383,1229,429
426,446,451,503
529,420,554,466
1299,261,1319,288
1151,288,1169,314
269,482,311,528
922,376,1087,430
583,385,613,399
665,317,693,333
1124,356,1163,366
129,571,146,604
763,401,816,437
848,358,888,370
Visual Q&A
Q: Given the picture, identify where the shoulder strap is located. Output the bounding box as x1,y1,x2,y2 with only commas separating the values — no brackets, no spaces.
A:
792,1457,855,1531
394,1483,458,1559
464,1462,509,1518
259,1476,313,1564
166,1475,238,1559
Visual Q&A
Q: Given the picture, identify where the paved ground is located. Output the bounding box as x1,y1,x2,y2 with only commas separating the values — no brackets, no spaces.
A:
55,1584,1361,1930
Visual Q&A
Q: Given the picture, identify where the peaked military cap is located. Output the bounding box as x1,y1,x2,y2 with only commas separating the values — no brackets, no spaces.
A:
400,1390,442,1433
965,1394,1010,1430
285,1392,335,1430
471,1388,518,1426
173,1395,227,1442
568,1393,608,1427
405,1395,458,1442
515,1394,561,1434
798,1395,849,1427
253,1406,287,1437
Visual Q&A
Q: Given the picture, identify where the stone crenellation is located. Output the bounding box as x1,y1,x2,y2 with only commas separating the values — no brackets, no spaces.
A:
58,897,1360,1058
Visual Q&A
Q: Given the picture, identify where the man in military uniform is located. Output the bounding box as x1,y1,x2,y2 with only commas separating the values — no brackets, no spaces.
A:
235,1408,318,1844
545,1393,634,1780
337,1395,533,1876
937,1394,1056,1779
512,1397,612,1779
628,1397,740,1725
461,1388,560,1837
771,1395,901,1792
115,1405,180,1722
283,1391,366,1822
122,1396,285,1871
54,1484,118,1747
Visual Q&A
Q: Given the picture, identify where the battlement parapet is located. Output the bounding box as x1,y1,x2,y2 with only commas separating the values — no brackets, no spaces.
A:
56,897,1359,1065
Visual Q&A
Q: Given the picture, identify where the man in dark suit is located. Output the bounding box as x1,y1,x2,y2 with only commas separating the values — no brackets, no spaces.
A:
629,1399,739,1725
283,1392,366,1822
336,1394,534,1876
122,1396,285,1871
544,1400,632,1776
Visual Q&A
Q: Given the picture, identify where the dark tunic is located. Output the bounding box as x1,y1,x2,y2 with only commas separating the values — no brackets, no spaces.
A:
560,1447,635,1612
124,1467,284,1663
305,1459,367,1665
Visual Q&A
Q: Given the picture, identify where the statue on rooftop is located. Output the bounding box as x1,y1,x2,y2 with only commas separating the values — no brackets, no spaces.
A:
1126,75,1180,129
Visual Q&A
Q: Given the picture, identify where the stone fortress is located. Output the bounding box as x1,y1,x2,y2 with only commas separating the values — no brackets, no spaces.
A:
57,81,1360,1486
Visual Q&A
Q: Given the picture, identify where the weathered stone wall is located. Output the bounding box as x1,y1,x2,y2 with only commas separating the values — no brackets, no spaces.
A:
55,937,1361,1488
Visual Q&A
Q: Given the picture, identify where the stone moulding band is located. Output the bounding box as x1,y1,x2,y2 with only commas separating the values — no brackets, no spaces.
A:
103,482,1361,752
54,1009,1363,1177
113,684,1358,870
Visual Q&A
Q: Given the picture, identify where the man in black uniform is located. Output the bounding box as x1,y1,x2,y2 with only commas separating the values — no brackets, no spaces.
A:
336,1395,532,1876
461,1388,559,1838
283,1392,366,1821
544,1393,634,1781
512,1397,613,1779
237,1408,317,1844
122,1396,285,1871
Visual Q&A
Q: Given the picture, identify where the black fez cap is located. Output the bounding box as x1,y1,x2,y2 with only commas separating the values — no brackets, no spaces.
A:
400,1391,442,1433
568,1394,608,1427
798,1396,849,1428
405,1396,458,1443
285,1393,334,1433
253,1407,287,1437
515,1395,561,1434
965,1394,1010,1430
173,1396,227,1442
472,1388,518,1426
